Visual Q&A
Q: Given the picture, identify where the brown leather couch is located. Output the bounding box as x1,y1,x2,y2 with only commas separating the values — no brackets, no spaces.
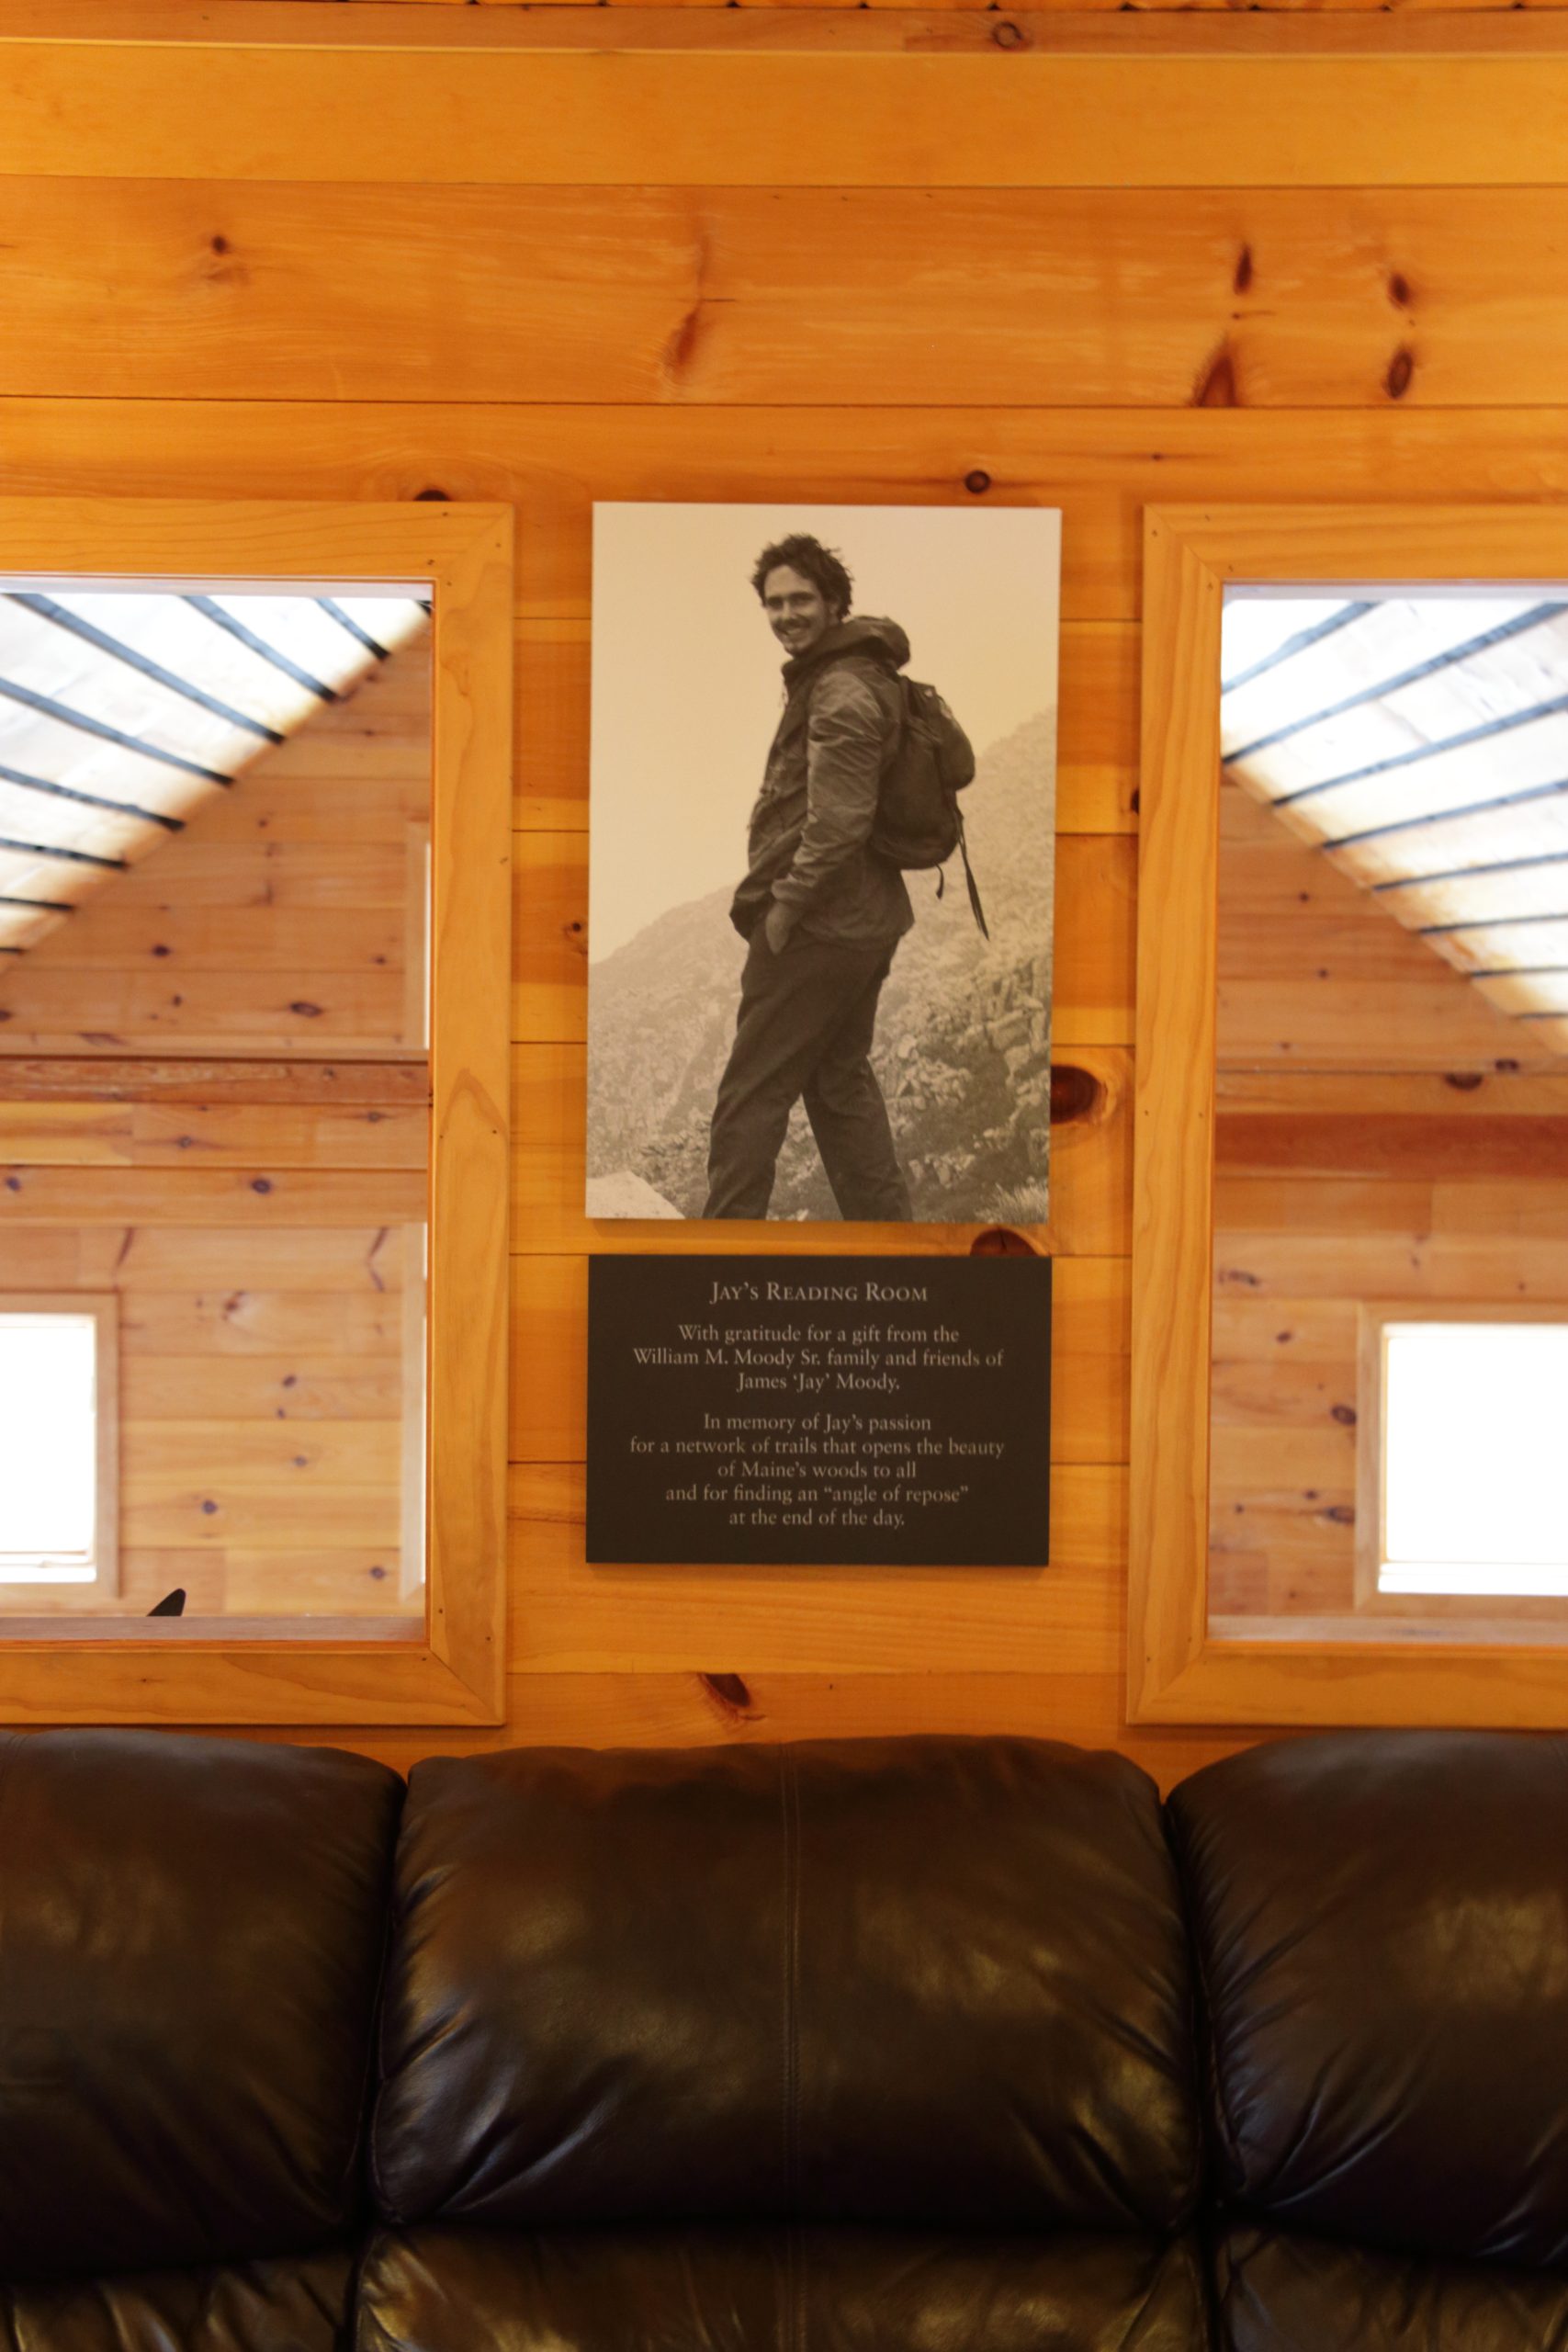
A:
5,1725,1565,2349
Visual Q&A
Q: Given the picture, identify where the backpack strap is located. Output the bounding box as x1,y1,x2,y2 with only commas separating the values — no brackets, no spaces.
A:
953,804,989,939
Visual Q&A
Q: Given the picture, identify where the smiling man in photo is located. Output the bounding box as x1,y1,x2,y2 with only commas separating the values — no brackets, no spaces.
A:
704,533,915,1221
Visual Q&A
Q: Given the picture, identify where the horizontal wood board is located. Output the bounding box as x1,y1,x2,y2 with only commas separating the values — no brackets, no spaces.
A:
19,9,1568,34
4,183,1568,411
7,39,1568,187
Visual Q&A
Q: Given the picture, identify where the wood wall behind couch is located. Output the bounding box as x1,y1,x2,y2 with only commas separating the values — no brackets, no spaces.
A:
3,0,1567,1783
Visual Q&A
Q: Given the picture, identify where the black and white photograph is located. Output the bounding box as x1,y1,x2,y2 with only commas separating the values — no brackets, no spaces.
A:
587,503,1061,1224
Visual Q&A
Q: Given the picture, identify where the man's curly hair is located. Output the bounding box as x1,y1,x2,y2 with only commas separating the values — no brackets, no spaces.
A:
750,534,853,620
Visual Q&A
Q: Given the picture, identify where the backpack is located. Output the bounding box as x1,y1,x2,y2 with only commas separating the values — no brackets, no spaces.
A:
872,675,989,938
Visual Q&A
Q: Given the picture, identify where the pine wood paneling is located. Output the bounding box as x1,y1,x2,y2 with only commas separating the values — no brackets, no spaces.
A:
1215,1230,1568,1297
6,184,1568,410
6,40,1568,189
0,1222,412,1620
0,1224,411,1287
259,1672,1265,1803
121,1359,405,1417
10,402,1568,631
508,1464,1123,1675
23,907,405,968
0,1058,429,1105
2,8,1564,1755
0,1101,428,1166
0,1169,427,1222
0,968,403,1046
17,6,1568,35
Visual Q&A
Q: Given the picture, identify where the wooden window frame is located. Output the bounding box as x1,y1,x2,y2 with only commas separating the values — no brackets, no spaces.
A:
403,820,433,1055
1130,503,1568,1729
0,496,511,1725
0,1292,118,1606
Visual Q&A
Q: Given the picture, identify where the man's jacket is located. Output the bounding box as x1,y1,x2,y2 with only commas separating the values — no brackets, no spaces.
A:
729,616,915,950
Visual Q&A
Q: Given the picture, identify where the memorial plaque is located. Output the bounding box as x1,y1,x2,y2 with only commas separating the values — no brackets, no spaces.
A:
587,1255,1051,1566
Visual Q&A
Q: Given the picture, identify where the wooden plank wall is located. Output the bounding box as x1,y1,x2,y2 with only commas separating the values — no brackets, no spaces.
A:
1,0,1565,1781
1212,782,1568,1621
0,1219,415,1618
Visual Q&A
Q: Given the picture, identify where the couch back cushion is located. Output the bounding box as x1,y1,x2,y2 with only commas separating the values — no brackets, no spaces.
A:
0,1728,401,2279
373,1736,1199,2232
1169,1729,1568,2266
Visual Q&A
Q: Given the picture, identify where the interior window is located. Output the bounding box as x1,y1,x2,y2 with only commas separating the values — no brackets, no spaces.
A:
0,582,432,1628
1131,507,1568,1724
1206,582,1568,1641
1377,1317,1568,1598
0,1299,114,1587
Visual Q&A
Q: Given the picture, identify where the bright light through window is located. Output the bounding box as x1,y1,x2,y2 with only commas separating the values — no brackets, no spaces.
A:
1381,1321,1568,1597
0,1311,101,1581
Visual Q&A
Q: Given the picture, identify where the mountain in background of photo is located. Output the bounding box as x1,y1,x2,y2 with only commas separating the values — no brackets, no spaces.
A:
586,710,1056,1222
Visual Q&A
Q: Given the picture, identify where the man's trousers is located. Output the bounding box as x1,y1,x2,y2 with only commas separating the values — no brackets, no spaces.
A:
704,928,913,1221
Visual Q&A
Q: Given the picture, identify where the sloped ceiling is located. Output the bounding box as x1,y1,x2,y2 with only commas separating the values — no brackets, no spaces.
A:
1220,591,1568,1058
0,590,428,956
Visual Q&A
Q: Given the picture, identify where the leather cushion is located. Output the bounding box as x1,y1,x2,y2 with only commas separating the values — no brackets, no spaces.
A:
373,1736,1199,2231
1170,1729,1568,2263
0,2249,352,2351
1216,2224,1568,2352
0,1729,401,2278
355,2225,1209,2352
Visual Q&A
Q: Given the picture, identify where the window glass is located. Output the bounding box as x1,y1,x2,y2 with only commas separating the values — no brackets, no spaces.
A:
0,582,432,1629
0,1311,99,1577
1382,1320,1568,1597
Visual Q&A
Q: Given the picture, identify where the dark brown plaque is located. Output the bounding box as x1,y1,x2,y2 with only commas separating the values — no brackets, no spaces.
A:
587,1255,1051,1566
